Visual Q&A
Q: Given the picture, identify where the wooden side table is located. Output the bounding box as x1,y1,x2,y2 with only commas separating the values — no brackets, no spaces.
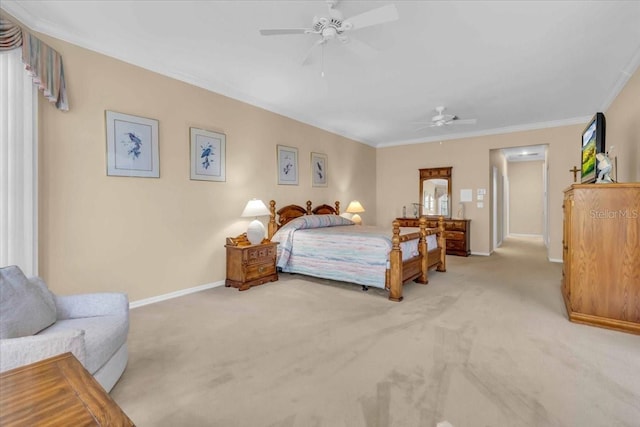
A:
225,237,278,291
0,352,134,426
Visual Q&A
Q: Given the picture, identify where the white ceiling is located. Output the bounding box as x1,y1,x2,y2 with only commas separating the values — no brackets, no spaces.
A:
3,0,640,148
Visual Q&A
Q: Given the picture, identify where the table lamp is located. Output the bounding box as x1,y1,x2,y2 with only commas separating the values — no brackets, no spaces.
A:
241,199,271,244
346,200,365,225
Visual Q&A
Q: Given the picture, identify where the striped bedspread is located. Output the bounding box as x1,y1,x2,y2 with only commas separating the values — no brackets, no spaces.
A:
271,215,437,289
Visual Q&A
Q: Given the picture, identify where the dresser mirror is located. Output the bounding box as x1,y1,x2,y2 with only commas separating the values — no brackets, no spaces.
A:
419,167,452,219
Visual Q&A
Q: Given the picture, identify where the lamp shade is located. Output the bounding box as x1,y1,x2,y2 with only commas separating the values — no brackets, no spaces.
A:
346,200,365,225
241,199,270,245
346,200,365,213
241,199,270,218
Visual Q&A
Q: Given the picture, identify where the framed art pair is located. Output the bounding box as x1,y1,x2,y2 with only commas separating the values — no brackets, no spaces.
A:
105,110,226,182
277,145,327,187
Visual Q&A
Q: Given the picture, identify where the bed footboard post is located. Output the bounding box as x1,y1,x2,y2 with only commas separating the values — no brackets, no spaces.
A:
437,216,447,272
268,200,277,240
417,216,429,284
389,220,404,302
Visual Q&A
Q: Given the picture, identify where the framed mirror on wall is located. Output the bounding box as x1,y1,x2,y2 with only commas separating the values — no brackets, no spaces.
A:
419,167,452,219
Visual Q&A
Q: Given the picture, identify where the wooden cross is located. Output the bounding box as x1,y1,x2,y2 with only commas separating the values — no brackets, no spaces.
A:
570,166,580,183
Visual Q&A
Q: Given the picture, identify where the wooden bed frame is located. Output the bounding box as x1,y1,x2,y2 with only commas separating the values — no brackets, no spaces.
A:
266,200,446,302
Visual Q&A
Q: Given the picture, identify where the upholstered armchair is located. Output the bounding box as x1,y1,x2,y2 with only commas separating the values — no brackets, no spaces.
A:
0,266,129,392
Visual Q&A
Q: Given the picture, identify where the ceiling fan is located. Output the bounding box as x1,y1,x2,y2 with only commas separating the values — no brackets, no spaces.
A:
414,106,478,130
259,0,399,65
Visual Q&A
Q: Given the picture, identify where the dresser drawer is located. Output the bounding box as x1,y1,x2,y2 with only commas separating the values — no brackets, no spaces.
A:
447,240,467,251
246,262,277,280
447,220,468,231
444,231,464,241
396,218,420,227
246,245,277,264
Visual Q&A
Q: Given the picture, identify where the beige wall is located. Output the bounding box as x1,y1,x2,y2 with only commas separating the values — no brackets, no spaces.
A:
605,65,640,182
36,34,376,301
508,161,544,235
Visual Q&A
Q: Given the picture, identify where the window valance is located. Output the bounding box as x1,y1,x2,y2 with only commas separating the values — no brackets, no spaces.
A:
0,17,68,111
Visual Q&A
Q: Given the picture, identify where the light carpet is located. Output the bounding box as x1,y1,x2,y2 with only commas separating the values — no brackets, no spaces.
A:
110,236,640,426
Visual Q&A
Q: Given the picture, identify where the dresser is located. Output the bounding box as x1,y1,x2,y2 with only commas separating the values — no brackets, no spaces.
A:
225,239,279,291
562,183,640,335
396,217,471,256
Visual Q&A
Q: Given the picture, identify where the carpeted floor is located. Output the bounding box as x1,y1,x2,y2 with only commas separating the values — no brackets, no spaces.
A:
110,236,640,427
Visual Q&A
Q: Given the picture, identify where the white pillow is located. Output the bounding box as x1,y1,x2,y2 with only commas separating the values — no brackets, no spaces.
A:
0,266,57,339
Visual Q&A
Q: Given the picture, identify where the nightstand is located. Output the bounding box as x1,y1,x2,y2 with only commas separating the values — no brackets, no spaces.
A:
225,237,278,291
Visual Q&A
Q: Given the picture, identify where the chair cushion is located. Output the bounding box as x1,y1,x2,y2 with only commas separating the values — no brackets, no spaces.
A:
38,314,128,374
0,266,56,339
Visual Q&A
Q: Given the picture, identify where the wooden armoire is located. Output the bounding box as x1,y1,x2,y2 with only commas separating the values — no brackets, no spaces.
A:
562,183,640,334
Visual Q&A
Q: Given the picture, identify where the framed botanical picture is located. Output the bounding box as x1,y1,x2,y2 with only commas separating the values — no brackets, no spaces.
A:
190,128,226,182
311,152,328,187
277,145,298,185
106,111,159,178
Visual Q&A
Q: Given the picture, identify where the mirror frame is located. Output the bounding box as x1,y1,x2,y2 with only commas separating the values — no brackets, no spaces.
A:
419,167,452,219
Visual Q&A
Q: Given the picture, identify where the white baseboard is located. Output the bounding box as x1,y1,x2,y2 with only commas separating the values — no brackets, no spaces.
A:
548,258,563,263
508,233,543,238
130,280,225,309
471,252,491,256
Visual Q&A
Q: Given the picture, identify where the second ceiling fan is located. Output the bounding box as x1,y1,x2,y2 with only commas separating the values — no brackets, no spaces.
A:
414,106,478,130
259,0,399,65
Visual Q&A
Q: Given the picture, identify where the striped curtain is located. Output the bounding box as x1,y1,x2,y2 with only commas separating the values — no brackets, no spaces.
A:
22,32,68,111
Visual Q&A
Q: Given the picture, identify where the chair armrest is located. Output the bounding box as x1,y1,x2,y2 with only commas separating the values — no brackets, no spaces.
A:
0,329,86,373
55,293,129,320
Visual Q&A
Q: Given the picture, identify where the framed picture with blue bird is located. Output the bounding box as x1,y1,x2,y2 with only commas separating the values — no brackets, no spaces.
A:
190,127,226,182
105,110,159,178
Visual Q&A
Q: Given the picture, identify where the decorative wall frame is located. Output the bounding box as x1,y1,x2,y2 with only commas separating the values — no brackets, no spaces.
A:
106,111,159,177
190,127,226,182
277,145,298,185
311,152,328,187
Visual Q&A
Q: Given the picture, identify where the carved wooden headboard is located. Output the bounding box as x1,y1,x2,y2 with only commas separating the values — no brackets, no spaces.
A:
267,200,340,239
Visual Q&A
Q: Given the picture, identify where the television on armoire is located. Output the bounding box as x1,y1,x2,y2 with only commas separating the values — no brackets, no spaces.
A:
580,112,606,183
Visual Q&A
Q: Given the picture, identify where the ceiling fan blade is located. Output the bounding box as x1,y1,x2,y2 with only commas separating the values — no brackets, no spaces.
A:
341,36,378,60
301,39,324,65
344,4,399,31
260,29,310,36
452,119,477,125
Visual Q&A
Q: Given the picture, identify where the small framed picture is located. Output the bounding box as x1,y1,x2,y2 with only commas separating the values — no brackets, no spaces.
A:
311,152,328,187
277,145,298,185
106,111,159,177
190,128,226,182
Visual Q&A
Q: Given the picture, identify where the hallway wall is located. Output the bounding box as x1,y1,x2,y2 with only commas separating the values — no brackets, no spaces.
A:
508,161,544,235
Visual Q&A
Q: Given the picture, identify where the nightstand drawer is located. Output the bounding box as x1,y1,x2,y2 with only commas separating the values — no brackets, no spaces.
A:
246,245,277,264
246,263,276,280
